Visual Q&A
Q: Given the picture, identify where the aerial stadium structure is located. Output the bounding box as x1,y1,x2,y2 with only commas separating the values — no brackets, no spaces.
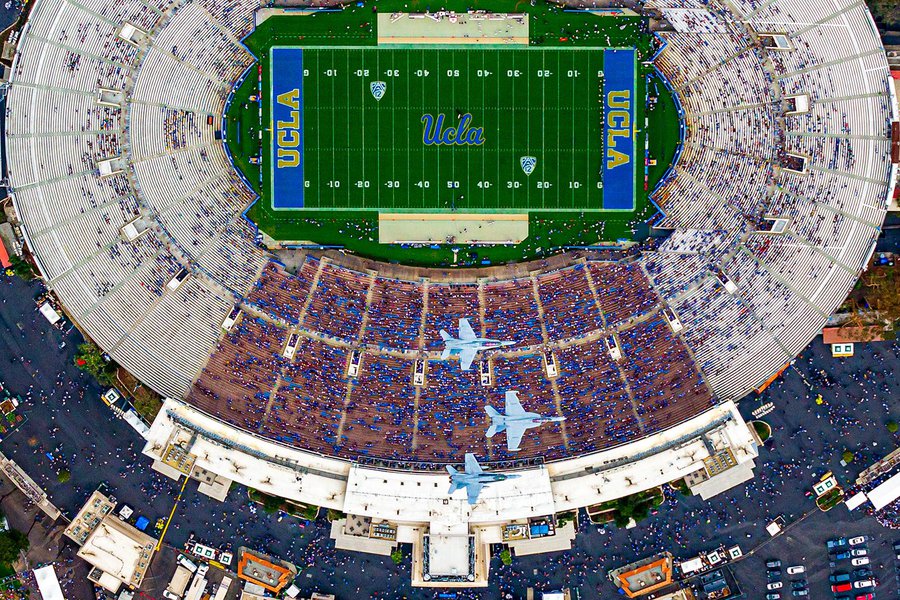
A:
3,0,896,587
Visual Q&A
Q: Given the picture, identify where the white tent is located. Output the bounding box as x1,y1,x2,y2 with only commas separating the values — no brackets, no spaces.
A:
868,472,900,511
34,566,65,600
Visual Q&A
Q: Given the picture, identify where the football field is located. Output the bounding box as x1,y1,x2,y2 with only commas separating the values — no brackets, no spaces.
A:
270,46,637,212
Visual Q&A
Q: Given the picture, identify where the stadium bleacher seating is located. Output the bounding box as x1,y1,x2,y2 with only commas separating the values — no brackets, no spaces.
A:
5,0,893,462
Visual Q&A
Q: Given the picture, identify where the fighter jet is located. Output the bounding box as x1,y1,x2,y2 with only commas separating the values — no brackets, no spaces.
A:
446,453,519,505
439,318,515,370
485,391,566,451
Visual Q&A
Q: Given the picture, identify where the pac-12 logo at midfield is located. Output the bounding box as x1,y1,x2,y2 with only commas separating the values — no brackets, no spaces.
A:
370,81,387,101
520,156,537,176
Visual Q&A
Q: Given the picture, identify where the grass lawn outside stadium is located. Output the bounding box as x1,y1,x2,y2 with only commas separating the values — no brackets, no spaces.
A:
224,0,682,266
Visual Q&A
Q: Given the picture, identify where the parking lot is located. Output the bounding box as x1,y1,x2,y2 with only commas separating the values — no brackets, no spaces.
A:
1,274,900,599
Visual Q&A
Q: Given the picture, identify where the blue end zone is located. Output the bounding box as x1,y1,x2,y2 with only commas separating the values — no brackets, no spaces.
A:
602,49,636,211
271,47,304,209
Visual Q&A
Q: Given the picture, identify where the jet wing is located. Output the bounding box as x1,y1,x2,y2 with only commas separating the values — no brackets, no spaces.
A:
505,422,527,452
464,453,483,474
466,482,483,505
458,318,477,340
459,347,477,371
504,391,526,416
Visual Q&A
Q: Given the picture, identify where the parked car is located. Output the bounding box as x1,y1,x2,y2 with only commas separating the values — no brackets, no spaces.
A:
786,565,805,575
765,594,780,600
830,573,851,583
851,557,870,566
832,583,853,593
767,582,783,590
767,559,782,568
791,590,808,597
852,568,873,579
828,537,849,549
834,550,852,560
768,569,782,579
849,536,867,546
855,594,874,600
853,579,875,589
850,549,867,557
791,581,807,591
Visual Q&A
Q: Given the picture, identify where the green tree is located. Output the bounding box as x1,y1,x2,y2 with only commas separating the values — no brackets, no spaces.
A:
888,421,899,434
56,470,70,484
0,529,28,566
842,450,855,464
869,0,900,29
74,342,116,387
390,548,403,565
499,548,512,566
7,256,35,281
261,493,282,514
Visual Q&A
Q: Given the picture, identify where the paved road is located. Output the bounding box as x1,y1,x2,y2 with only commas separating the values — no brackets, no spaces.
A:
1,274,900,600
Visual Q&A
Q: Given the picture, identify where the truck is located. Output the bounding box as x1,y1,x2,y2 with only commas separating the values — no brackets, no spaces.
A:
212,576,232,600
164,565,192,600
183,574,207,600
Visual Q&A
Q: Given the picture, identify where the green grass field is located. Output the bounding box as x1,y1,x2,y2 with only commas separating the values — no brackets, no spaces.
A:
278,46,607,212
224,0,682,266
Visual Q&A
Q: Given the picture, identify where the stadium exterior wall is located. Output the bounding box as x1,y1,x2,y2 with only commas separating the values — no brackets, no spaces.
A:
143,398,757,524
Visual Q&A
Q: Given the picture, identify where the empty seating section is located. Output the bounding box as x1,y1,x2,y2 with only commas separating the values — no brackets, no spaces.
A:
647,0,892,397
192,0,258,40
7,0,263,397
151,3,251,86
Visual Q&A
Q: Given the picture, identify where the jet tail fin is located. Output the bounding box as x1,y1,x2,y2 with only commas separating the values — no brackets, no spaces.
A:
484,405,500,419
439,329,452,341
440,347,452,361
486,424,499,438
446,465,460,495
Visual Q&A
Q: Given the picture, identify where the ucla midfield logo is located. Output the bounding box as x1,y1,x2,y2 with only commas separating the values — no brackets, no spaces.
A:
421,113,485,146
370,81,386,101
520,156,537,176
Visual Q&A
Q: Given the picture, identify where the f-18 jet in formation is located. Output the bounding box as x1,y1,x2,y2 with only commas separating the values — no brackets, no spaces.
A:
447,453,519,505
439,318,515,371
485,391,566,451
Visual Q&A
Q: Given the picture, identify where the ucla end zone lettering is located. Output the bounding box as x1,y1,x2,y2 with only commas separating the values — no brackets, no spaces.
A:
272,47,305,209
602,49,636,211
